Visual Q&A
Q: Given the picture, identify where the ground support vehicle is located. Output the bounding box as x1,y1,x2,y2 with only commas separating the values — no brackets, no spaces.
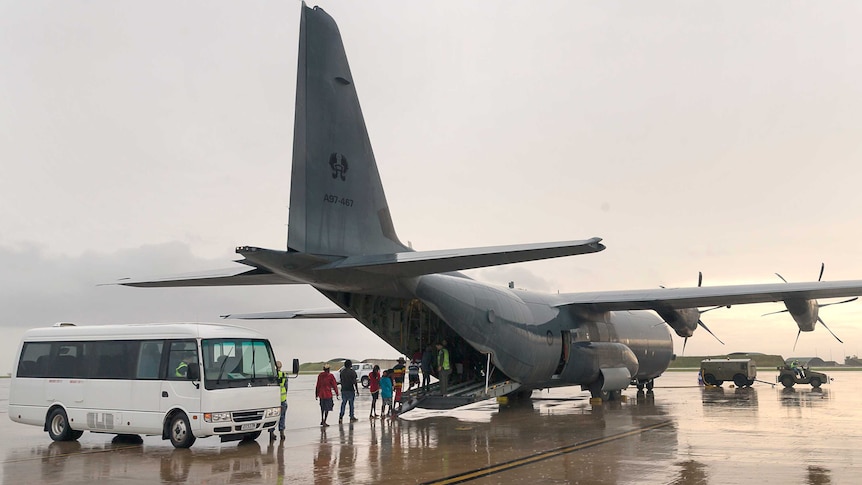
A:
700,358,757,387
777,365,828,388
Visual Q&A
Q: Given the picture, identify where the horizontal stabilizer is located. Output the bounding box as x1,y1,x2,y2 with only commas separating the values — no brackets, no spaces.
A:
113,265,303,288
221,308,350,320
316,238,605,276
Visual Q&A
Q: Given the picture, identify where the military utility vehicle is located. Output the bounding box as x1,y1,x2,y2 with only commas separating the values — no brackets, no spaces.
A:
777,365,828,388
700,358,757,387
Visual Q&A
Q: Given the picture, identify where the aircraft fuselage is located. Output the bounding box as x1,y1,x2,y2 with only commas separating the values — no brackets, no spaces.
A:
320,272,674,392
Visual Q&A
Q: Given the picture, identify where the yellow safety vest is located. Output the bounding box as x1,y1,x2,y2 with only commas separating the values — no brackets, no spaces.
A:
438,348,450,371
278,371,287,402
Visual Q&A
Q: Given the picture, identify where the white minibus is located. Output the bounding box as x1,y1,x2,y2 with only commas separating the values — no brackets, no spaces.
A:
9,322,297,448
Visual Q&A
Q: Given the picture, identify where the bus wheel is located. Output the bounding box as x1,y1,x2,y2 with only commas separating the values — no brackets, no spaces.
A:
242,431,262,442
47,408,79,442
168,413,196,448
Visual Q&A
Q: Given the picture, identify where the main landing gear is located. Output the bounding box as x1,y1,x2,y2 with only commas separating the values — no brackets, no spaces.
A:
635,379,655,392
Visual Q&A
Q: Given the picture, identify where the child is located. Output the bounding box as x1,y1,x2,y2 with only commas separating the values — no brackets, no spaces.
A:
369,365,381,418
407,358,420,391
379,369,393,418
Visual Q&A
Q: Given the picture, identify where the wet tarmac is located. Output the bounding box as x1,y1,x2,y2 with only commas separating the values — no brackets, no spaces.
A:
2,371,860,484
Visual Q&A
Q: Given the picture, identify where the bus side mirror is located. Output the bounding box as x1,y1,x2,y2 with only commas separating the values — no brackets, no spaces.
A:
292,358,300,376
187,364,200,381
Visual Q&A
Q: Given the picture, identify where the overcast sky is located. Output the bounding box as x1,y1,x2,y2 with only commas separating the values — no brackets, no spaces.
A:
3,1,862,375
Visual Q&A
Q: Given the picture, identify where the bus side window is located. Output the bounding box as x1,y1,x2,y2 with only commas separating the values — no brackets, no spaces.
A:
18,342,51,378
137,341,163,379
84,341,137,379
56,354,80,378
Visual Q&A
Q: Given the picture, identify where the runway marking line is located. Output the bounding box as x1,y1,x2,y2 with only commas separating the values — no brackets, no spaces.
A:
421,419,674,485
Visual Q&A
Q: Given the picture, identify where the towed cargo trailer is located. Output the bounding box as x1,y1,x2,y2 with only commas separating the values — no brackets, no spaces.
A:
700,358,757,387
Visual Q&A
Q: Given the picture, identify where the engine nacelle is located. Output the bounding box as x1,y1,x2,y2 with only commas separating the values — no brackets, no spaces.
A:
655,307,699,338
558,341,639,389
783,298,818,332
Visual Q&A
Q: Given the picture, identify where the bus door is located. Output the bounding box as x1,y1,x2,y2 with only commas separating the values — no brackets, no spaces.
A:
129,340,165,430
161,340,201,417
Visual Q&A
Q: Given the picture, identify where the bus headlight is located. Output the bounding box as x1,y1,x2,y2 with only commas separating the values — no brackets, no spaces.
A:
264,407,281,418
204,412,231,422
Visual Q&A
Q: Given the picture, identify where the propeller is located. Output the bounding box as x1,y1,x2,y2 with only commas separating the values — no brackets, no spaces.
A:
695,272,725,340
679,272,726,355
767,263,854,350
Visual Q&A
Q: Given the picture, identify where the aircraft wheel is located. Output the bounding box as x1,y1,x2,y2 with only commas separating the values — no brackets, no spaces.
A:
504,389,533,401
645,379,654,391
810,377,822,388
733,374,747,387
781,375,795,388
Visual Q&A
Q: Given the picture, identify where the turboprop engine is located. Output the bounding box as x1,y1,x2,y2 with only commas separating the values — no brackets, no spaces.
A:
655,272,725,353
657,307,699,338
783,298,819,333
766,264,856,349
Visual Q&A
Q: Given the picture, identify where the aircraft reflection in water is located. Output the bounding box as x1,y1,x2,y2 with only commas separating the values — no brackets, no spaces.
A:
120,2,862,402
310,394,682,485
1,394,680,485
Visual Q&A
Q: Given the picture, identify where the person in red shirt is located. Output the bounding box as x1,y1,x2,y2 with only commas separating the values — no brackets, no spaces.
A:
368,364,381,418
315,363,339,427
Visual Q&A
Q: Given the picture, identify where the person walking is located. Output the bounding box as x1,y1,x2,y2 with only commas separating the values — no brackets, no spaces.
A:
407,356,420,391
269,360,288,441
391,357,406,411
421,345,434,394
338,359,359,423
379,369,393,417
436,342,451,395
368,365,381,418
315,363,339,427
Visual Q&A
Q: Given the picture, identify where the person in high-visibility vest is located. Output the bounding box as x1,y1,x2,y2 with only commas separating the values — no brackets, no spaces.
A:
270,361,288,440
175,354,195,378
436,342,451,395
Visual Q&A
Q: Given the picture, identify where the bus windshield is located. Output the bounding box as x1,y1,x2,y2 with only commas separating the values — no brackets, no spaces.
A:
201,338,277,390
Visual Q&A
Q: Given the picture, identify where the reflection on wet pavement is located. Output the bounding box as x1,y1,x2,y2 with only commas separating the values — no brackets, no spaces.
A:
3,371,862,484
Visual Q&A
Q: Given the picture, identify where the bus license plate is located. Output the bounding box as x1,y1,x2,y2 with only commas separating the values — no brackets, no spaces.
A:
240,423,256,431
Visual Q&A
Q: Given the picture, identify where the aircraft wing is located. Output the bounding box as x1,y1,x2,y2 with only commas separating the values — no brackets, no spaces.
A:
220,307,351,320
555,280,862,311
313,238,605,276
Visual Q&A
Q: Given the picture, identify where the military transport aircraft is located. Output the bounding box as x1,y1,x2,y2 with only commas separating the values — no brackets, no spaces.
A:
121,4,862,400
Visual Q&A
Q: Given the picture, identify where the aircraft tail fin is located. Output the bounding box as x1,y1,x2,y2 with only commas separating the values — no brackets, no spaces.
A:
288,5,407,257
